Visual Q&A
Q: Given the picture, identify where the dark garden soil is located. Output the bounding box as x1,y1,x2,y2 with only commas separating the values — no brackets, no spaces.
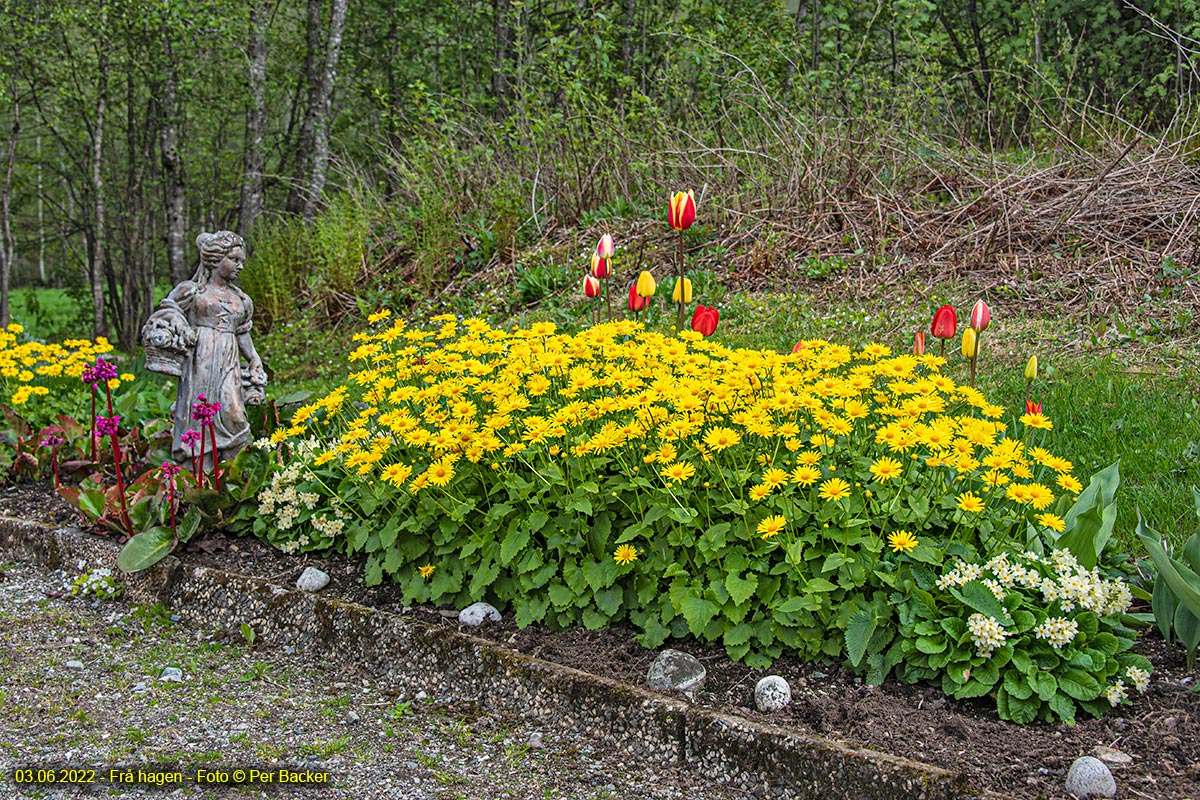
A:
4,479,1198,800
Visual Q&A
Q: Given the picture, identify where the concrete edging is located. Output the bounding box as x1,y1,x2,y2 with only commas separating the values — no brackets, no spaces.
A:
0,516,998,800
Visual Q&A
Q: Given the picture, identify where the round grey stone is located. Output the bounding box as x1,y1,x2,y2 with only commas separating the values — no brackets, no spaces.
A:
754,675,792,712
1065,756,1116,798
159,667,184,683
646,649,706,694
295,567,330,593
527,732,544,749
458,602,501,627
64,659,84,671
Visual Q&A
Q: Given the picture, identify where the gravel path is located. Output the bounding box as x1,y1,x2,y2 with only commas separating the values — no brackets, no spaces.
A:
0,559,747,800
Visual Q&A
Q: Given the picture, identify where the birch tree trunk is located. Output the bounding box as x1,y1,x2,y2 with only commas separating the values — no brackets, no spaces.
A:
286,0,323,215
0,89,17,328
238,0,269,237
301,0,347,222
160,29,187,284
90,44,109,339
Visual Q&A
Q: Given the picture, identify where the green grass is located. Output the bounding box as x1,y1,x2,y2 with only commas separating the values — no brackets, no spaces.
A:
7,287,89,341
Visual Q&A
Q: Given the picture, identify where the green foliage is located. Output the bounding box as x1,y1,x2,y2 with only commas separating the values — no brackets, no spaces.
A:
894,550,1150,724
244,218,309,329
1138,494,1200,670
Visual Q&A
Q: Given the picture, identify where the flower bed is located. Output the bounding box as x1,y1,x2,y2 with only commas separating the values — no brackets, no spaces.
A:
258,315,1148,723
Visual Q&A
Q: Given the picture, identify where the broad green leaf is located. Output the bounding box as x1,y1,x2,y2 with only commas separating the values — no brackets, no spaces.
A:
1139,514,1200,618
547,582,573,608
1174,603,1200,668
915,636,946,654
636,617,670,649
723,622,753,647
582,560,608,591
845,609,876,668
499,522,530,566
514,595,550,627
1058,668,1102,701
952,580,1012,624
1047,692,1077,724
1003,670,1033,700
581,607,607,630
725,572,757,607
806,577,837,593
680,596,720,636
79,489,107,522
117,527,176,573
593,586,622,617
1031,670,1058,701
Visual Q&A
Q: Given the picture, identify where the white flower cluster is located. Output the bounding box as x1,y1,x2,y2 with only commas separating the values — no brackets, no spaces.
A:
936,550,1132,618
259,461,318,531
257,444,347,554
967,612,1009,658
72,567,121,599
1104,680,1128,707
1125,665,1151,694
1033,616,1078,648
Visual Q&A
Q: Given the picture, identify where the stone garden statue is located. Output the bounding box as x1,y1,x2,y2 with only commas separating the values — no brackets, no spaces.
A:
141,231,267,467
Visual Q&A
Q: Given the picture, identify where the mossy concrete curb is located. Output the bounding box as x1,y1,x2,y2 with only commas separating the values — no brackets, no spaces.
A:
0,517,1007,800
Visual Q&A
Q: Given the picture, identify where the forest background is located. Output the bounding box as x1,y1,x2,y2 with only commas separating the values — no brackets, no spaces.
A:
0,0,1198,360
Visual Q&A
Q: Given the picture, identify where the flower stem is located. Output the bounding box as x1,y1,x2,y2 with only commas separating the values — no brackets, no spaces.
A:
209,424,222,492
676,231,685,331
109,432,132,536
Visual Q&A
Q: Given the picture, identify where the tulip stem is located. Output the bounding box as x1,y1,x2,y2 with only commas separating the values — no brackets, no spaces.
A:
676,231,685,332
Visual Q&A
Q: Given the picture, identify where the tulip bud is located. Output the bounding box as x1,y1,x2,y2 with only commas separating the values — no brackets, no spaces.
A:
1025,399,1042,415
930,305,957,339
667,190,697,231
671,277,693,304
691,305,718,336
596,233,615,259
591,253,610,279
791,341,807,353
913,331,926,356
970,299,991,332
961,328,978,359
627,283,647,311
583,274,601,298
636,270,656,298
1025,355,1038,382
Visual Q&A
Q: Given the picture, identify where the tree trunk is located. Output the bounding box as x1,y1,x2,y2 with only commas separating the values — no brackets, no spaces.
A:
90,45,109,339
286,0,324,215
160,28,187,284
493,0,513,117
0,89,18,328
36,134,45,284
301,0,348,222
239,0,269,236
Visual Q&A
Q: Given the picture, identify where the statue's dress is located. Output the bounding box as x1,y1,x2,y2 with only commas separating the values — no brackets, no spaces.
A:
159,280,254,464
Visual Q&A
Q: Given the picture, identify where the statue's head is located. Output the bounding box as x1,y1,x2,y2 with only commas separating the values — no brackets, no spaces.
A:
195,231,246,283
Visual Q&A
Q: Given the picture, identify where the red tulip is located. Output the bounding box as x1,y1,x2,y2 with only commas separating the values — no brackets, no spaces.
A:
913,331,926,356
667,190,696,231
627,283,647,311
691,305,718,336
930,305,957,339
1025,399,1042,415
583,275,601,298
970,299,991,332
792,341,807,353
591,253,610,279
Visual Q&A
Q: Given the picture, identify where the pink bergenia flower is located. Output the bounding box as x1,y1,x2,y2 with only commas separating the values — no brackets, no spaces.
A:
160,461,183,478
181,429,202,447
95,415,120,437
41,434,64,448
81,358,118,388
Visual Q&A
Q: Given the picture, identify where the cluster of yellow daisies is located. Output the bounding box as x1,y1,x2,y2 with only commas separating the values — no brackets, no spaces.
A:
280,315,1080,562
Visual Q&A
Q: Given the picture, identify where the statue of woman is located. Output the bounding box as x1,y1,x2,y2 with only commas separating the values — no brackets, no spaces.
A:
142,231,266,467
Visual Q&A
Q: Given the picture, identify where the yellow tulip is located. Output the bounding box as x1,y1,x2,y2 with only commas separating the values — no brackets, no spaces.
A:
671,277,692,304
636,270,656,298
1025,355,1038,382
961,328,978,359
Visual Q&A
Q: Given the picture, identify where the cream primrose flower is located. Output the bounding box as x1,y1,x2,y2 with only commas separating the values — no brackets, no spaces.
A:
967,613,1009,658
